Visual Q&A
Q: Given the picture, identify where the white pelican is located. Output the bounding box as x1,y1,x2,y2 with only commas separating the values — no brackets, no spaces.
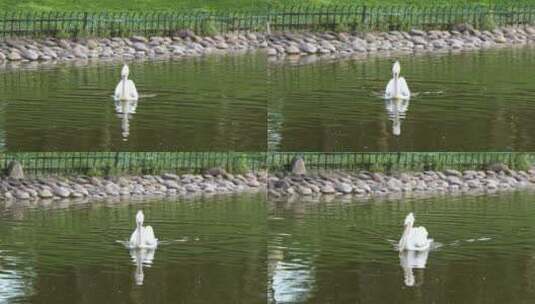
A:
129,210,158,249
385,61,410,100
398,213,432,252
114,64,139,101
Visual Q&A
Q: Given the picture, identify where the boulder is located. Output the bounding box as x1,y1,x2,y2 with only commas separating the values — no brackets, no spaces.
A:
7,161,24,179
291,156,306,175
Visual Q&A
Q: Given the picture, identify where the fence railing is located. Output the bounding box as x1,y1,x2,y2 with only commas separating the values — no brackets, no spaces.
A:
268,152,535,172
0,152,266,175
0,152,533,176
0,5,534,38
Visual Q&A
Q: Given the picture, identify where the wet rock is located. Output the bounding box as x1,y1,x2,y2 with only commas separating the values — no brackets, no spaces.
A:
286,45,300,55
53,186,71,198
335,182,353,194
14,190,30,200
38,189,53,198
7,51,21,61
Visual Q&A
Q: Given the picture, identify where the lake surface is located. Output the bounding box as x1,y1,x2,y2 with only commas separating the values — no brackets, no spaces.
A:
268,47,535,152
0,194,267,304
0,54,267,151
268,191,535,303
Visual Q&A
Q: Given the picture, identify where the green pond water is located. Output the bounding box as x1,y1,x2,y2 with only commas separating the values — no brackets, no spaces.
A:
0,54,267,151
0,194,267,304
268,190,535,303
268,47,535,152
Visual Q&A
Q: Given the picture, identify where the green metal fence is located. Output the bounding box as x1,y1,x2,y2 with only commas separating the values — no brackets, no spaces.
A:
0,152,266,175
0,5,534,38
0,152,533,176
268,152,535,172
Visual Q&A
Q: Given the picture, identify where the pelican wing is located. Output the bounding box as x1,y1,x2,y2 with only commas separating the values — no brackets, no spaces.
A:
398,77,411,99
126,80,139,100
142,226,158,248
407,226,430,250
129,228,140,248
114,79,125,100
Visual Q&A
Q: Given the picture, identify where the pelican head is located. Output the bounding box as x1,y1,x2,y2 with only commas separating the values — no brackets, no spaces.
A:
404,212,415,226
121,64,130,79
392,61,401,78
136,210,144,226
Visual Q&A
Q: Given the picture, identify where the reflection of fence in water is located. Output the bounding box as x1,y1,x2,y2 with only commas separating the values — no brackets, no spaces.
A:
0,5,534,38
1,152,533,175
0,152,266,175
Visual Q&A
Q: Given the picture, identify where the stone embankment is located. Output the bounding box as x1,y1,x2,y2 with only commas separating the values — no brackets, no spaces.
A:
0,170,266,202
268,167,535,199
0,25,534,64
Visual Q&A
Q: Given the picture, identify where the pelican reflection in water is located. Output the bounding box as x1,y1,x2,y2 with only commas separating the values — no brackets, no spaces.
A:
115,99,138,140
384,98,410,136
130,247,156,286
399,249,429,287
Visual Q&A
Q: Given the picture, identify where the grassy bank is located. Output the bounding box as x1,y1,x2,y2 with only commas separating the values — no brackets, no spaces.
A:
1,0,535,12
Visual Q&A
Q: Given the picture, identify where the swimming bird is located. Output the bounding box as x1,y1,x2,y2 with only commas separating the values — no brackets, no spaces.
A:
398,213,432,252
129,210,158,249
114,64,139,101
385,61,410,100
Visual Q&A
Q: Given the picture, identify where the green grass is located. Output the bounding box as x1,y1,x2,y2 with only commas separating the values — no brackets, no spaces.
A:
1,0,535,12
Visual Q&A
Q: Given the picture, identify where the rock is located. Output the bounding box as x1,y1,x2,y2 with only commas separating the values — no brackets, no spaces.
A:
7,51,21,61
409,29,426,36
0,52,5,61
444,169,462,177
87,39,99,49
335,182,353,194
21,49,39,61
267,48,278,56
132,42,149,52
7,161,24,179
105,183,120,196
297,186,312,195
299,42,318,53
291,156,306,175
53,186,71,198
72,47,87,59
247,179,261,187
131,36,148,43
286,45,300,55
162,173,180,180
14,190,30,200
494,36,507,43
216,42,229,49
38,189,53,198
412,36,428,45
203,167,227,176
163,180,180,189
447,176,463,186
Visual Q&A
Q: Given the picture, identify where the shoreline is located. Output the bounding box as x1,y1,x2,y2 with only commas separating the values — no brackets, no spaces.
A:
0,171,266,202
2,167,535,203
268,167,535,200
0,26,535,66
